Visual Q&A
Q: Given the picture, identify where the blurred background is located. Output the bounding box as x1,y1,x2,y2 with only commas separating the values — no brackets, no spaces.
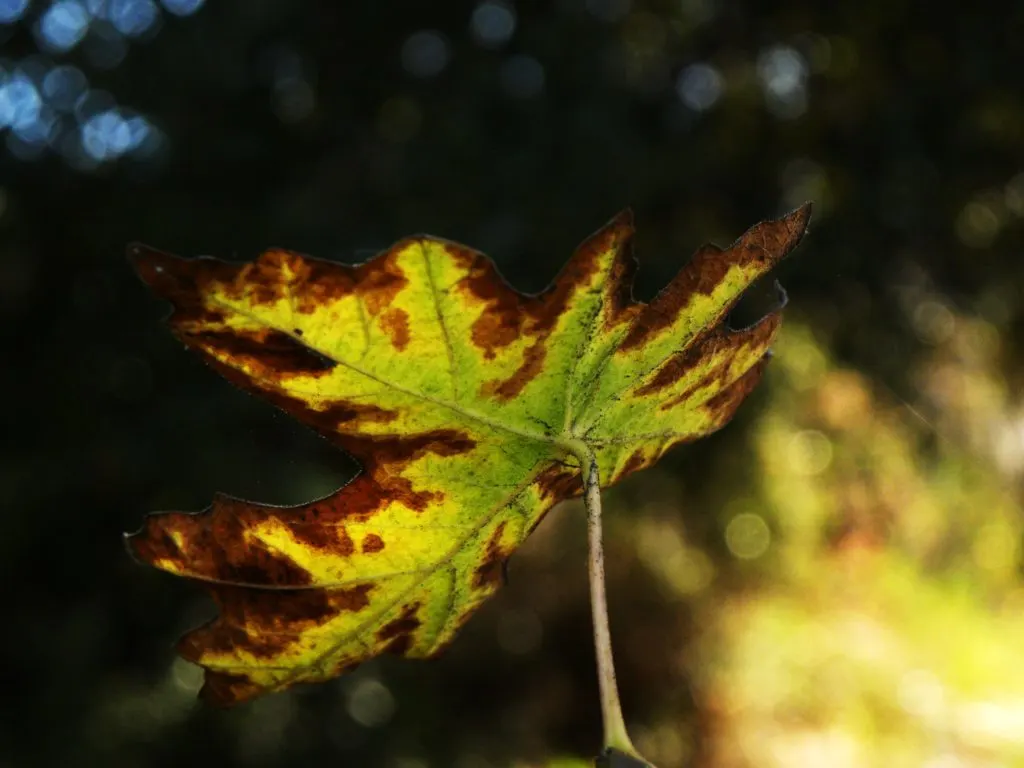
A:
3,0,1024,766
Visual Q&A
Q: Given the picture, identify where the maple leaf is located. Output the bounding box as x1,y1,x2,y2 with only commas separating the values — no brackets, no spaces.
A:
127,205,810,706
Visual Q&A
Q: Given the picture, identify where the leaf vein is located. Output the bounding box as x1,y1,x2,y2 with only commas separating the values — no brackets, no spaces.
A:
205,296,553,446
418,240,460,402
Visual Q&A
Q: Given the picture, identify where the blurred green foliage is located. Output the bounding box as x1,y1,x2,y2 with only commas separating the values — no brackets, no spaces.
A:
3,0,1024,766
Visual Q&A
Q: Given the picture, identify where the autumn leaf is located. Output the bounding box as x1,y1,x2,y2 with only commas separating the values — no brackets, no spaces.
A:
127,205,810,706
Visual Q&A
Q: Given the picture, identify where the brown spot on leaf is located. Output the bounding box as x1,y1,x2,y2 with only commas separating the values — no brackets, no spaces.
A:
129,245,237,326
217,584,371,637
634,336,714,398
178,582,375,686
186,352,470,468
570,210,640,331
362,533,385,553
534,464,583,500
473,522,512,590
450,243,531,359
288,516,355,554
384,633,414,656
199,671,263,707
483,339,547,400
702,358,769,426
361,430,476,465
618,244,730,352
185,621,250,658
471,309,523,359
379,307,410,350
289,253,358,314
232,250,298,306
641,313,781,411
377,602,421,641
618,206,809,352
130,244,367,323
214,362,466,462
461,210,636,367
274,476,438,554
320,401,399,428
331,658,362,677
354,248,408,315
616,449,648,481
128,501,314,587
603,220,642,329
193,328,336,376
383,476,444,512
222,557,310,588
527,230,604,337
294,473,442,532
656,360,732,413
325,583,375,613
630,325,729,397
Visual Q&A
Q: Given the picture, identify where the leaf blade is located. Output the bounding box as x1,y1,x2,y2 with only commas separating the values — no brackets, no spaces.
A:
127,204,809,704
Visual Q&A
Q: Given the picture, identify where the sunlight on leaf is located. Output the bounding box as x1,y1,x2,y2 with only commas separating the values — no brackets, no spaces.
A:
127,206,809,705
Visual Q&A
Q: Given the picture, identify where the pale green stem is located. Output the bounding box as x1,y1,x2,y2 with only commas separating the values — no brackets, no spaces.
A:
577,447,654,766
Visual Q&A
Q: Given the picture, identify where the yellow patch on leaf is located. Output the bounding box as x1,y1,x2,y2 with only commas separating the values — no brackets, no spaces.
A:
127,205,810,705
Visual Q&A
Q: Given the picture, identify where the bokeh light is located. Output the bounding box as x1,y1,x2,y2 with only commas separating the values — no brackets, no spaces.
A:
0,1,169,167
42,64,88,110
757,44,809,118
36,0,91,52
470,0,516,49
80,108,151,161
956,200,1002,248
675,62,724,111
0,63,158,166
107,0,161,37
346,678,397,728
0,0,29,24
159,0,204,17
724,513,771,560
401,30,450,78
500,54,544,99
0,72,42,131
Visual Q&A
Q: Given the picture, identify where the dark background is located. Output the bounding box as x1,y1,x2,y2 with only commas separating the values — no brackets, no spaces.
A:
3,1,1023,766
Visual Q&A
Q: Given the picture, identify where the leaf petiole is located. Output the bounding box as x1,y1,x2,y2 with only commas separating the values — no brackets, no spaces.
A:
568,442,655,767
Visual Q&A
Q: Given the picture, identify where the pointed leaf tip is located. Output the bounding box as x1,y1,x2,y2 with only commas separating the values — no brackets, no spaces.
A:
608,208,635,229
